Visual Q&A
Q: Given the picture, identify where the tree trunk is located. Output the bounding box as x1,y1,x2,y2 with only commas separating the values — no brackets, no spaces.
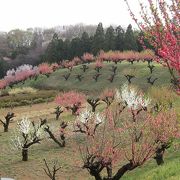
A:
154,149,165,165
22,148,28,161
4,125,8,132
112,163,136,180
91,172,102,180
92,105,96,112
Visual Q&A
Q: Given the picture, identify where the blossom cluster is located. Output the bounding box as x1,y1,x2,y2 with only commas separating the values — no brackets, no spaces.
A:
116,84,151,110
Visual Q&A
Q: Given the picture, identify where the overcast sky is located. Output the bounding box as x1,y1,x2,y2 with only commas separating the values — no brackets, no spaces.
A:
0,0,142,32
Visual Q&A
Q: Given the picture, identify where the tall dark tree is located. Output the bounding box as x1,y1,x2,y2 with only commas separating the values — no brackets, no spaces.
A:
70,37,83,58
92,23,105,55
104,26,116,51
115,26,125,51
124,24,138,51
80,32,91,53
0,58,8,78
44,33,66,63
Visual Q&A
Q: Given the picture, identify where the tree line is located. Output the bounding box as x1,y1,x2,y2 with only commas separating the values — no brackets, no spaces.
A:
0,23,151,78
42,23,147,63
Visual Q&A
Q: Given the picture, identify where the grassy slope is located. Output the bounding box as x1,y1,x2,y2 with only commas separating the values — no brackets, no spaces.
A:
17,61,172,95
1,62,180,179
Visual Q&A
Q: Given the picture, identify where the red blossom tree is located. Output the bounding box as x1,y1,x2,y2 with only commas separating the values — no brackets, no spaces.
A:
55,91,86,115
124,0,180,91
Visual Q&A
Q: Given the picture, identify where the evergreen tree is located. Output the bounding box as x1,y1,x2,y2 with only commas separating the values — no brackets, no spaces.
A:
92,23,105,55
44,33,66,62
115,26,125,51
0,58,8,78
124,24,138,51
70,37,83,58
104,26,116,51
80,32,91,53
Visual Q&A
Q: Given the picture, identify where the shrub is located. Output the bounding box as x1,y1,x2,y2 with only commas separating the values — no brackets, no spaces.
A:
8,87,37,95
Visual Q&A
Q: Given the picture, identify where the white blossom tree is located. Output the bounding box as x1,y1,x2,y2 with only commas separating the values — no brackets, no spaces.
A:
11,117,46,161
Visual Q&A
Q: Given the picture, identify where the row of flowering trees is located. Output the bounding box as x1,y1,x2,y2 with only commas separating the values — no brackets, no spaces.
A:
0,63,59,89
8,83,179,179
0,50,155,90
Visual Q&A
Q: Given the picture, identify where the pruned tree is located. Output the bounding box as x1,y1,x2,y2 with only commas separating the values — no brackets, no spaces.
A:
75,74,84,82
107,74,116,83
44,121,68,147
11,118,46,161
147,76,158,85
87,98,101,112
0,112,15,132
123,68,136,84
110,65,117,74
125,75,135,84
53,106,63,120
63,73,71,81
93,73,101,82
43,159,61,180
81,64,89,72
147,64,155,74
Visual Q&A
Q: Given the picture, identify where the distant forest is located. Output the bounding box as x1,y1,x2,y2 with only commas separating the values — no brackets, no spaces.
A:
0,23,151,78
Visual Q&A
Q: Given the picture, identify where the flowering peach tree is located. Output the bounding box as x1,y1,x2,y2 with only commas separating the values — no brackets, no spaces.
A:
74,84,179,179
55,91,86,115
124,0,180,91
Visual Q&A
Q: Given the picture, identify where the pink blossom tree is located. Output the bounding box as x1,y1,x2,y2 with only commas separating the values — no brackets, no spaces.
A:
82,53,95,64
124,0,180,91
55,91,86,115
38,63,53,75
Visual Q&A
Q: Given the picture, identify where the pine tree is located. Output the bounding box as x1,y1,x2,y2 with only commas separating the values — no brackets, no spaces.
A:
92,23,105,55
115,26,125,51
124,24,138,51
104,26,116,51
81,32,91,53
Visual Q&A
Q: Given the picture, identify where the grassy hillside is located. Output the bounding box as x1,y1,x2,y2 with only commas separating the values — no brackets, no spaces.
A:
0,102,180,180
1,62,180,180
14,61,173,95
